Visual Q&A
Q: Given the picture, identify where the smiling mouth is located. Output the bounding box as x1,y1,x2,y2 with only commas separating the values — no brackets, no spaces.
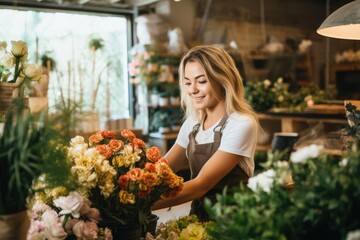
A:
193,96,204,103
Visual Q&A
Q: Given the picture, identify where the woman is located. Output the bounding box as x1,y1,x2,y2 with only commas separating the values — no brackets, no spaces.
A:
152,45,259,221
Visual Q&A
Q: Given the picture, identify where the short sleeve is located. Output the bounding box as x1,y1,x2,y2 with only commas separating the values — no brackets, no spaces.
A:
219,114,257,158
175,117,197,149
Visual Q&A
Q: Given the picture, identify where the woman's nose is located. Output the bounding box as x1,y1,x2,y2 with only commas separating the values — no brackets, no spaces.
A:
189,83,198,94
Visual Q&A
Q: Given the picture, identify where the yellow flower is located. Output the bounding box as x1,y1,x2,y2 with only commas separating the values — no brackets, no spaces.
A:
21,63,43,81
11,40,28,60
119,190,135,204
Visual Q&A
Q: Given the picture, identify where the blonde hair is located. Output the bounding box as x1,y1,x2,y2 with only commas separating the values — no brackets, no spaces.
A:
179,44,259,127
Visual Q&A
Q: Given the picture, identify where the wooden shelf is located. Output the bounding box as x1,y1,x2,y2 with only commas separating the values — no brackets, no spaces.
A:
257,110,347,153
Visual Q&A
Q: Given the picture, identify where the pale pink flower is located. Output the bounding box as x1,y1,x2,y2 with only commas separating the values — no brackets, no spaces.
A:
64,218,80,231
31,202,51,220
73,220,99,239
53,191,84,218
86,208,101,222
27,220,45,238
103,228,113,240
43,222,67,240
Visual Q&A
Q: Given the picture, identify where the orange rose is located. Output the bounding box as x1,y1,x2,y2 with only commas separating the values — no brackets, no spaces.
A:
96,145,113,159
146,146,161,163
118,175,129,190
166,174,184,188
101,130,116,139
156,162,172,179
145,163,156,172
127,168,144,181
119,190,135,204
142,172,158,187
158,157,168,164
109,139,124,152
89,132,104,146
120,129,135,140
132,138,145,148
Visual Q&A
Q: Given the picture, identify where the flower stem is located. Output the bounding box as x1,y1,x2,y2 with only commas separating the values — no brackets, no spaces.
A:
12,57,21,83
62,214,70,228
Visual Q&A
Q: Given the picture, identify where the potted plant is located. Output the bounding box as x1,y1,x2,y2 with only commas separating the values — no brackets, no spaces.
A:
0,100,73,239
150,110,172,133
170,84,180,106
0,40,45,116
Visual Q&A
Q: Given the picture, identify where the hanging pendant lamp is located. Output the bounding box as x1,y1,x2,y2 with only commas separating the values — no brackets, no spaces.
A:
317,0,360,40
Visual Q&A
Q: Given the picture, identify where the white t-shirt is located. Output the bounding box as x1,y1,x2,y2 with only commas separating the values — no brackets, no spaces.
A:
175,112,257,177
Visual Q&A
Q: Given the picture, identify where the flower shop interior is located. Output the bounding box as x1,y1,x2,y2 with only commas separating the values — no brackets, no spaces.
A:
1,0,360,239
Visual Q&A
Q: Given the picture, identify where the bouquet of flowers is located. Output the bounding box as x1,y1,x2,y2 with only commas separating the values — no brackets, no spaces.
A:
67,129,184,226
28,189,112,240
146,215,215,240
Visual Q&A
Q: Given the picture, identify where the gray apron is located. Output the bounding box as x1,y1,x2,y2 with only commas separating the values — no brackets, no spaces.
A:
186,114,249,221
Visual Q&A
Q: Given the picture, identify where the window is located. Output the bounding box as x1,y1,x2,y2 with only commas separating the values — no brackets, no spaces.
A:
0,8,130,128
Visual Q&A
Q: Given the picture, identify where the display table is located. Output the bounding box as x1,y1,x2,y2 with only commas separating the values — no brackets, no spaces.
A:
258,111,347,133
257,110,348,153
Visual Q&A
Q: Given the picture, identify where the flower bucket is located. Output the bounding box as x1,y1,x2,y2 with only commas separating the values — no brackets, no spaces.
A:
142,214,159,237
99,219,142,240
0,210,30,240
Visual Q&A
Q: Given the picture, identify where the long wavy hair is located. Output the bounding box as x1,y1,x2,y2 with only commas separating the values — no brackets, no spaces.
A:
178,44,259,128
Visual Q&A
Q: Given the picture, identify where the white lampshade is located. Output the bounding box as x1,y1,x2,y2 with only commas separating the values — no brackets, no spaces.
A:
317,0,360,40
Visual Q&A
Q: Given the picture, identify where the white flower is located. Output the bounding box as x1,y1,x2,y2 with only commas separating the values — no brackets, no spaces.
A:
247,169,276,193
346,229,360,240
0,52,14,69
21,63,43,81
53,191,85,218
71,136,85,145
263,79,271,87
276,77,283,84
290,144,324,163
339,158,348,167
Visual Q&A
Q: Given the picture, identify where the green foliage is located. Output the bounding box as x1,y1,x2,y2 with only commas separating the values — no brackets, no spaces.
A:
245,78,335,112
152,215,215,240
205,148,360,240
150,109,172,130
0,100,75,215
40,51,57,70
88,36,105,51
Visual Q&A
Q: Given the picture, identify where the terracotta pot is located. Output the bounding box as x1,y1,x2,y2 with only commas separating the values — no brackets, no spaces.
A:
0,81,21,115
0,81,25,115
0,210,30,240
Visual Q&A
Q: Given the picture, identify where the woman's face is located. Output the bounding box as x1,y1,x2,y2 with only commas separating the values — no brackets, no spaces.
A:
184,61,223,110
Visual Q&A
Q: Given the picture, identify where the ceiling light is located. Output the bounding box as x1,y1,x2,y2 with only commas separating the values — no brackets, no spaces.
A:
317,0,360,40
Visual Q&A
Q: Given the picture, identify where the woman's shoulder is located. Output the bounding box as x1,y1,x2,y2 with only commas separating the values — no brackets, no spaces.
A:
180,117,199,133
228,112,255,124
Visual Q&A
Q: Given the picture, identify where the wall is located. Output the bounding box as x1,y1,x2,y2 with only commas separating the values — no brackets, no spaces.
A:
153,0,359,89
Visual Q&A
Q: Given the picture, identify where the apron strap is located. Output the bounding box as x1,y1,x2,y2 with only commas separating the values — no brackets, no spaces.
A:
213,114,229,149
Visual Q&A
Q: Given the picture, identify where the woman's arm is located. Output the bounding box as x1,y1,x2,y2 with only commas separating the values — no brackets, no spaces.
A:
153,150,241,210
164,143,188,172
